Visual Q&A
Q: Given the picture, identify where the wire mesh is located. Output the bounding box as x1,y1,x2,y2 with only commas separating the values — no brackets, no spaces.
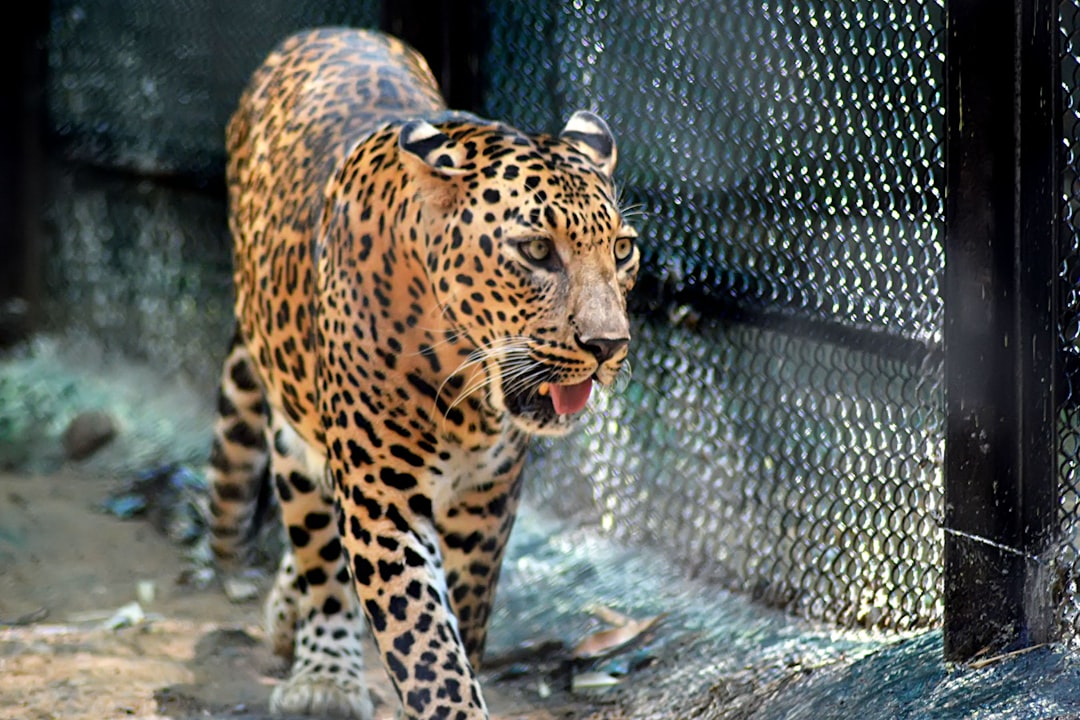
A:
41,1,383,387
40,168,235,394
1056,0,1080,643
486,0,944,344
47,0,381,179
530,318,943,630
486,0,947,631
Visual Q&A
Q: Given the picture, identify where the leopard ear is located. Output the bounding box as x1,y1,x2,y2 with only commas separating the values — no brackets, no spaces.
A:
560,110,617,176
398,121,468,176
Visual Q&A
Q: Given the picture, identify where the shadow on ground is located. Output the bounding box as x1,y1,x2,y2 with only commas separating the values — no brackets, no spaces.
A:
2,336,1080,719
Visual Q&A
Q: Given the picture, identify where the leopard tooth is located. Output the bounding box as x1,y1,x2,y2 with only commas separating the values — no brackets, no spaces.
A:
538,382,551,396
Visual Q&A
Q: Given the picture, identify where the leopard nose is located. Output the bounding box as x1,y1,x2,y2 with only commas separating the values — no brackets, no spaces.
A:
576,335,629,364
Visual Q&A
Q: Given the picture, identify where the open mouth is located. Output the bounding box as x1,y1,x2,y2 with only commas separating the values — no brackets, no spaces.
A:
504,375,596,423
537,378,594,415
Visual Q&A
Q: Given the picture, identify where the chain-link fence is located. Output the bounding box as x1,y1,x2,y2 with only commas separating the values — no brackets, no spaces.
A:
485,0,946,632
41,1,382,390
24,0,1080,649
1057,0,1080,644
47,0,381,180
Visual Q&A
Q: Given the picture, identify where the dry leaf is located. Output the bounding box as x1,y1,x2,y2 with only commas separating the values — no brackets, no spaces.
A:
0,607,48,626
571,612,666,660
967,643,1046,669
585,604,635,627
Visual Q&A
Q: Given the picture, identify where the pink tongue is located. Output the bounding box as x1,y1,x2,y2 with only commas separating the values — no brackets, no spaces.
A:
549,378,593,415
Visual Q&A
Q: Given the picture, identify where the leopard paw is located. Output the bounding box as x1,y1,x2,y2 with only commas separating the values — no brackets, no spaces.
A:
264,551,300,660
270,674,374,719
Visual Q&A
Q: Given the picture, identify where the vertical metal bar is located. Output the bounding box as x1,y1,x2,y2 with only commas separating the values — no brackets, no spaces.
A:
0,1,48,345
380,0,489,113
1017,0,1062,646
944,0,1060,660
944,0,1021,661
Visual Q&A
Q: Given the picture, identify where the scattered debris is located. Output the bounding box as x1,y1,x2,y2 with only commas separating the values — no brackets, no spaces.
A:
585,604,637,627
967,643,1048,670
563,607,668,697
222,575,261,604
103,601,146,630
572,610,666,660
571,671,623,692
0,607,49,626
486,637,566,671
593,648,657,676
485,607,664,700
99,463,207,544
100,492,146,518
176,566,216,590
62,410,118,460
136,579,157,606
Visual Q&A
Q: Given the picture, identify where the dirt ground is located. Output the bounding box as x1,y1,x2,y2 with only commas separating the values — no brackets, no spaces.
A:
0,470,604,720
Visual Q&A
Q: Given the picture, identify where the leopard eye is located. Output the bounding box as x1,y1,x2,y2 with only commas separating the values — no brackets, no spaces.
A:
614,236,636,264
518,237,554,265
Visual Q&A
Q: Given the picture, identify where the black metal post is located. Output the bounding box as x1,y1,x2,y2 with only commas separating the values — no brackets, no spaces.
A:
944,0,1060,660
380,0,489,114
0,1,48,345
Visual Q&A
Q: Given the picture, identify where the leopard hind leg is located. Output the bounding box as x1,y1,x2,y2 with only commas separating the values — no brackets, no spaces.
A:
206,329,272,570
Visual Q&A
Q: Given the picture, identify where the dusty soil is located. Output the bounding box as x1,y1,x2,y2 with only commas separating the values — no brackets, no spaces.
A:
0,470,604,720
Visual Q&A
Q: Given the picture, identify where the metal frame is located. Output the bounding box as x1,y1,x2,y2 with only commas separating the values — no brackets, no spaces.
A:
380,0,489,113
0,2,48,344
943,0,1061,660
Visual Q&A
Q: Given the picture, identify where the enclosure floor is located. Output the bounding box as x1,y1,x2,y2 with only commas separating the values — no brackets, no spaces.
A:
0,470,595,720
3,339,1080,719
4,468,1080,720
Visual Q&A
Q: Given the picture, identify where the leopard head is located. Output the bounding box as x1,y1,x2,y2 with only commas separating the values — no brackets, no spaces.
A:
399,111,640,436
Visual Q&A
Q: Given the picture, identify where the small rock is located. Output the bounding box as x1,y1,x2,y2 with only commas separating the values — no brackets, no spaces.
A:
176,566,215,589
223,576,261,603
62,410,118,460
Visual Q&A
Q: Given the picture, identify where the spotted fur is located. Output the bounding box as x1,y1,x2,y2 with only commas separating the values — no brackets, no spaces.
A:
206,27,639,719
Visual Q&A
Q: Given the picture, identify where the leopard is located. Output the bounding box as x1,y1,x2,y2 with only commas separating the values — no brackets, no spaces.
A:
205,26,639,720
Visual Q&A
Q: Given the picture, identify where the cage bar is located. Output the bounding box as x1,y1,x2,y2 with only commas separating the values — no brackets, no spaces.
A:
943,0,1061,659
380,0,489,113
0,5,48,344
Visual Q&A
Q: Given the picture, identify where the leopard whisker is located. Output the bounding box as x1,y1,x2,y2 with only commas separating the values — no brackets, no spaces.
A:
613,183,650,223
619,202,651,224
497,360,553,400
596,358,633,395
444,348,533,414
434,337,533,420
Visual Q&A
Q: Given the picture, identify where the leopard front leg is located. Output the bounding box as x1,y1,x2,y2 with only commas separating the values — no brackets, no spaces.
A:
266,415,374,719
438,465,525,669
335,469,491,719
